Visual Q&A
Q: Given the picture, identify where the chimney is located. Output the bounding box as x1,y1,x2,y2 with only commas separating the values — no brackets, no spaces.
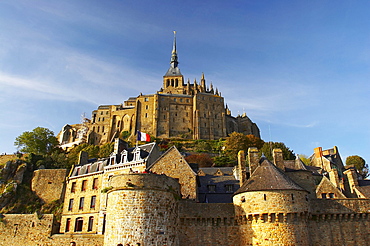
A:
248,147,259,176
344,168,359,197
114,138,128,154
273,148,284,170
78,151,88,165
238,150,247,186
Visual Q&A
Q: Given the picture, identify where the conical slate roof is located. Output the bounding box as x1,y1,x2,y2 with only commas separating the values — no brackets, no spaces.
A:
234,158,306,195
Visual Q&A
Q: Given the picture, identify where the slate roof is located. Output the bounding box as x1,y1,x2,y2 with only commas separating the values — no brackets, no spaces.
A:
70,143,156,177
285,157,321,176
130,142,156,159
235,158,306,195
164,66,182,76
198,167,239,203
357,180,370,198
199,167,234,176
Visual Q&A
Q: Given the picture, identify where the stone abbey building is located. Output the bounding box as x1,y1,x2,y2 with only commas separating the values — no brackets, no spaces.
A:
58,33,260,149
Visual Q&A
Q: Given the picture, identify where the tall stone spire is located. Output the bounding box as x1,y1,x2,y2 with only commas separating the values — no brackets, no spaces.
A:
164,31,182,76
170,31,178,68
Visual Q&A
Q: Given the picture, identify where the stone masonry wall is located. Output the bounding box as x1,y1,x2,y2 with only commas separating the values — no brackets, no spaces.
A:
0,213,103,246
308,214,370,245
31,169,68,203
105,173,180,246
150,147,197,199
234,190,310,214
178,201,241,246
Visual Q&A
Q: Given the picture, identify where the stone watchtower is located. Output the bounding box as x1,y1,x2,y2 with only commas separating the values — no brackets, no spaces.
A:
233,158,310,245
104,173,180,246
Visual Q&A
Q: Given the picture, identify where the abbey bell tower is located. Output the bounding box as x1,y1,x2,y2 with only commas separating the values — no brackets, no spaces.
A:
162,31,185,94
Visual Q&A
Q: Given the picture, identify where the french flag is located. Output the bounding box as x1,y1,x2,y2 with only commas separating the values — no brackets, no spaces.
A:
137,131,151,142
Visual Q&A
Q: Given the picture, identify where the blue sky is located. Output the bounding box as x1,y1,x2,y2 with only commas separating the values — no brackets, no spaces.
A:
1,1,369,163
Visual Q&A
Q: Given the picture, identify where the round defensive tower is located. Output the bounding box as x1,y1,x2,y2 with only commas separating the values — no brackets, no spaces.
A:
104,173,180,246
233,158,310,245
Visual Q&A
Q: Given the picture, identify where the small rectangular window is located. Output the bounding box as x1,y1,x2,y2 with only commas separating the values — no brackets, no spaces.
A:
79,197,85,210
92,178,98,190
81,180,87,191
321,193,327,199
90,196,96,209
65,218,71,232
207,185,216,193
71,182,76,193
88,216,94,232
68,199,74,211
329,193,335,198
225,184,234,193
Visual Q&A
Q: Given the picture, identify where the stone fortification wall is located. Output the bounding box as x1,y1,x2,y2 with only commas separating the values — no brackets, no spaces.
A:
0,213,103,246
308,213,370,245
105,173,180,246
0,213,54,245
307,199,370,245
178,201,241,246
31,169,68,203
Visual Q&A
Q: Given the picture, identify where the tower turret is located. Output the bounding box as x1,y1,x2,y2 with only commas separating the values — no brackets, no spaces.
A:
233,158,310,245
104,173,180,246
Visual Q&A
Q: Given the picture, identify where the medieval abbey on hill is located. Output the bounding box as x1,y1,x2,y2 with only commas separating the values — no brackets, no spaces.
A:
2,34,370,246
57,33,260,149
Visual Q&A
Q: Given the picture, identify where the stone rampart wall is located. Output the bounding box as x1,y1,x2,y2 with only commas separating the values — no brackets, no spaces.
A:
308,215,370,245
31,169,68,203
0,213,103,246
178,201,240,246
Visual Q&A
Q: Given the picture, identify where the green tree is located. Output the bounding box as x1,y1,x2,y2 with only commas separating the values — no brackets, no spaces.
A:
194,140,212,153
14,127,59,155
346,155,369,179
213,154,236,167
298,154,311,166
224,132,264,160
98,142,114,158
259,142,295,161
120,131,130,141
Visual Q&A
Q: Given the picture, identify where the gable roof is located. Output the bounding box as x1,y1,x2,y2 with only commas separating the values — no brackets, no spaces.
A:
234,158,306,195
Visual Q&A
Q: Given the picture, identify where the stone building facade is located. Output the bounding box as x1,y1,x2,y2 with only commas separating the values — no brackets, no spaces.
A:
58,34,259,149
